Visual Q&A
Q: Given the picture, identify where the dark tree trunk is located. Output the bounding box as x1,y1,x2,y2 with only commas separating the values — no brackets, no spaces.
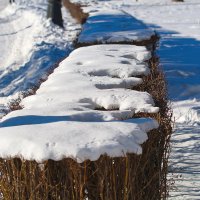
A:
47,0,63,28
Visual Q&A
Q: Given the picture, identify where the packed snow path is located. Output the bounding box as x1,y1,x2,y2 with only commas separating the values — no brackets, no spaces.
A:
169,124,200,199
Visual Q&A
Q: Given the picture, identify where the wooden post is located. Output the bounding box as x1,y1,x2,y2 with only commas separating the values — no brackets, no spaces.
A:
47,0,63,27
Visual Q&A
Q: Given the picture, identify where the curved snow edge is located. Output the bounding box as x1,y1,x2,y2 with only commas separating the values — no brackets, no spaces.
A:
0,118,159,163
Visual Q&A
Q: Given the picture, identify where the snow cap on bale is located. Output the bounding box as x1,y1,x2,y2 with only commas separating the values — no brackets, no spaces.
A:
78,9,155,45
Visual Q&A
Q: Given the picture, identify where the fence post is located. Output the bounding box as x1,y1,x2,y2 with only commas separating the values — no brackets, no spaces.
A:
47,0,63,27
9,0,15,4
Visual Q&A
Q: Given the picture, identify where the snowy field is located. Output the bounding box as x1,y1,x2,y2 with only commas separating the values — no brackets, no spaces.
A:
0,0,80,115
0,0,200,199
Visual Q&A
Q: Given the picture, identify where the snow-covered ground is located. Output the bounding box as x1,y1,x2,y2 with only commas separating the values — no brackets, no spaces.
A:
0,0,80,116
0,0,7,11
111,0,200,199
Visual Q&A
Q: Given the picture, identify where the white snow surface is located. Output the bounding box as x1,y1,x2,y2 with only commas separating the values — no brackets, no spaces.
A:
117,0,200,125
0,0,81,116
0,0,7,11
0,44,159,162
78,9,155,44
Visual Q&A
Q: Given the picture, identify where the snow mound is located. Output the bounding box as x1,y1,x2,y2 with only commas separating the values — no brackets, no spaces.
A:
63,44,151,78
78,10,155,44
0,44,159,162
0,118,158,163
